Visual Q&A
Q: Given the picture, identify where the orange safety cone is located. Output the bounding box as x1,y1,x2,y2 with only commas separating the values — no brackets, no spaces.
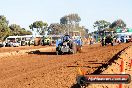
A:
130,59,132,69
120,60,125,74
78,67,83,75
78,67,86,75
119,84,123,88
119,60,125,88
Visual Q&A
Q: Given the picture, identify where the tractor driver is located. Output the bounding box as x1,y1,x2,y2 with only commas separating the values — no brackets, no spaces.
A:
63,35,71,42
62,35,73,48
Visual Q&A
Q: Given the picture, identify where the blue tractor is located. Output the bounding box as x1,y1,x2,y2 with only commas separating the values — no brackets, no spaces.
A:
56,35,82,55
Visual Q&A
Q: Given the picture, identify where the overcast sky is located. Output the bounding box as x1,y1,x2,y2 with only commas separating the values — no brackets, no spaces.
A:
0,0,132,32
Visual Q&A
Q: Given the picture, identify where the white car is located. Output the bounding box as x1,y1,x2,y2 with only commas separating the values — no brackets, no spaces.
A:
12,42,20,47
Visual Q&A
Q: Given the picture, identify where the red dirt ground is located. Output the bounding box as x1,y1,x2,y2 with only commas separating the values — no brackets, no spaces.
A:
0,43,131,88
88,44,132,88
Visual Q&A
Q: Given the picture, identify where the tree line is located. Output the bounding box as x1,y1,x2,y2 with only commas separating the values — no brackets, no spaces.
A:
29,13,88,37
0,13,127,41
29,14,127,38
93,19,126,33
0,15,32,41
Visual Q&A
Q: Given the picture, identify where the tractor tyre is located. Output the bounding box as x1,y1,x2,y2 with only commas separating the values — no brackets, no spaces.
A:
56,47,62,55
72,42,77,54
111,42,113,46
77,46,82,53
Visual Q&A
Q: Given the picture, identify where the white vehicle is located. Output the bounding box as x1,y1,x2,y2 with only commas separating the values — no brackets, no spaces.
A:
12,42,20,47
116,32,132,43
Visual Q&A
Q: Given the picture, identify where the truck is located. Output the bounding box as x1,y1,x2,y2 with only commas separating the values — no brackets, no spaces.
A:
104,36,113,46
41,36,52,46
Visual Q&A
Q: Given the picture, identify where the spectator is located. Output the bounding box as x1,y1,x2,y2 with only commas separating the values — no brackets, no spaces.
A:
28,40,31,46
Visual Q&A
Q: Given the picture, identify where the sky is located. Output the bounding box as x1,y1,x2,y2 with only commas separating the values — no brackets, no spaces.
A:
0,0,132,32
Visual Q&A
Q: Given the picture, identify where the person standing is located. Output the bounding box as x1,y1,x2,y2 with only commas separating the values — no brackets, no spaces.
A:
101,37,105,46
28,40,31,46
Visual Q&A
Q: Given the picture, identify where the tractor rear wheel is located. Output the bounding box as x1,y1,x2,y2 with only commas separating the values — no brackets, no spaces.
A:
71,42,77,54
56,47,62,55
77,45,82,53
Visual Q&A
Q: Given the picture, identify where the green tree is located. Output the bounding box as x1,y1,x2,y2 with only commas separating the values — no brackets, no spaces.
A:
60,16,68,24
67,13,81,24
20,28,32,35
41,22,48,35
93,20,111,31
49,23,63,35
9,24,21,35
110,19,126,30
9,24,32,36
60,13,82,34
30,21,48,35
29,24,33,31
60,13,81,25
0,15,32,41
0,15,10,41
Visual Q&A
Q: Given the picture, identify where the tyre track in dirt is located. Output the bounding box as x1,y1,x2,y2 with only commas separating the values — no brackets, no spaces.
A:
0,43,131,88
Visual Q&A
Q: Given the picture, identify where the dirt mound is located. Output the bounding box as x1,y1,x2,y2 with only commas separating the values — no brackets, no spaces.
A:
0,46,47,53
0,46,54,59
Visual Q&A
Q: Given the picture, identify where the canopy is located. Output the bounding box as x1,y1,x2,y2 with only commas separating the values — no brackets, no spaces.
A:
128,28,132,32
116,28,132,33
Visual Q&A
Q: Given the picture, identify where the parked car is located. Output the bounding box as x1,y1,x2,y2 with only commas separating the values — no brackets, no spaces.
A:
0,43,4,47
12,42,20,47
0,41,6,47
5,42,12,47
41,36,52,46
5,42,20,47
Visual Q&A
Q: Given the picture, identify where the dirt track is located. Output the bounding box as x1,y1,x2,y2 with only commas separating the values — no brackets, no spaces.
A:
0,43,131,88
0,46,47,53
87,45,132,88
